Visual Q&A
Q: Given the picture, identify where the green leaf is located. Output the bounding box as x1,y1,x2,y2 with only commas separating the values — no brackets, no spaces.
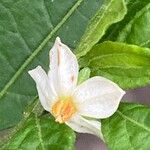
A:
102,102,150,150
117,3,150,48
101,0,150,47
0,0,103,130
79,41,150,89
78,67,91,84
1,113,75,150
76,0,127,58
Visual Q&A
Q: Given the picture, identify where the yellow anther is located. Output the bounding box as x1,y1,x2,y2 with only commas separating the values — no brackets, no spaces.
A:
51,97,77,123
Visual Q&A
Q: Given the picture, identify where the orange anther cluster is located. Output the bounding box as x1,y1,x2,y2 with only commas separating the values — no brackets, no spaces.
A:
52,97,77,123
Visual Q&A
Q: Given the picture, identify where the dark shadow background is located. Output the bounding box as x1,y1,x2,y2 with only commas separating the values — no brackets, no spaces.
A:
76,86,150,150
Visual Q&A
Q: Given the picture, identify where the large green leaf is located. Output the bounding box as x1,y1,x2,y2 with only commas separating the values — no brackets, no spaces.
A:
0,0,104,130
1,113,75,150
79,41,150,89
101,0,150,48
76,0,127,58
102,102,150,150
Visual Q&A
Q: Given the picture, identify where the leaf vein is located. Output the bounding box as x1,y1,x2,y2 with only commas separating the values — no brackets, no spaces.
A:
35,114,45,150
117,110,150,132
0,2,31,51
140,39,150,47
124,119,134,150
43,0,54,29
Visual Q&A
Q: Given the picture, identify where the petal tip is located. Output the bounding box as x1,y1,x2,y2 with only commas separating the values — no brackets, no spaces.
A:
28,66,42,76
123,90,126,95
120,89,126,97
28,69,34,76
55,37,61,44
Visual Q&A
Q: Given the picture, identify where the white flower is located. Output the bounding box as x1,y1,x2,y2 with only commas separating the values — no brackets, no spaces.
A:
28,37,125,138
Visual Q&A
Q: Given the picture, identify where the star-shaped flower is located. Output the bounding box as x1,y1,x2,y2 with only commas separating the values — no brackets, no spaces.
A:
28,37,125,138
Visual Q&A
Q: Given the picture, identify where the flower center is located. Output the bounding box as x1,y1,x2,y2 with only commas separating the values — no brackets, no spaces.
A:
51,97,77,123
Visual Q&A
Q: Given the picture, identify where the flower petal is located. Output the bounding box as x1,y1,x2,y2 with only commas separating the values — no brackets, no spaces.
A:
48,37,78,96
28,66,56,112
66,114,102,138
73,76,125,118
36,85,50,112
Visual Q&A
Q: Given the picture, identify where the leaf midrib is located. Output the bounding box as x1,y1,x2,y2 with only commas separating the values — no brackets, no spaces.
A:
85,53,150,69
76,0,114,58
0,0,83,100
89,53,150,62
35,114,45,150
117,110,150,132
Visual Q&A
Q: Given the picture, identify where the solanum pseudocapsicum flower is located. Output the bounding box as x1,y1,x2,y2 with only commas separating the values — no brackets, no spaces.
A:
28,37,125,137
